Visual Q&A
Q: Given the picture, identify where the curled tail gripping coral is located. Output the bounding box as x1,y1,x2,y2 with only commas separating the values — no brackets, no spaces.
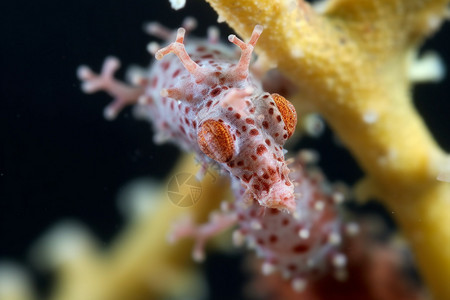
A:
78,20,298,211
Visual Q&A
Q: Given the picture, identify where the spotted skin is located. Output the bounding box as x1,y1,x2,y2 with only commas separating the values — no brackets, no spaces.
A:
168,151,353,291
231,154,345,286
78,22,297,211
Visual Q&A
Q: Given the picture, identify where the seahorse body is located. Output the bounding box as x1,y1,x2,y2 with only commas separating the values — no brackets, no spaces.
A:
78,21,297,211
168,151,354,292
230,152,347,290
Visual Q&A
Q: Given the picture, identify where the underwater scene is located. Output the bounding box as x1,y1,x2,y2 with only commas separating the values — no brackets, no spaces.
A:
1,0,450,299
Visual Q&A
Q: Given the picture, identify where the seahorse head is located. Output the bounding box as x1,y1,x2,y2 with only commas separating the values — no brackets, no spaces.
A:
197,91,297,212
155,24,298,211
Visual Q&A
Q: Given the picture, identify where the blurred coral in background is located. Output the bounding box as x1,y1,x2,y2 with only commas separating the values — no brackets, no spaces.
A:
1,1,449,300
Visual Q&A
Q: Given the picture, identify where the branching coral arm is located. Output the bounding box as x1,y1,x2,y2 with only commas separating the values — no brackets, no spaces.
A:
325,0,450,52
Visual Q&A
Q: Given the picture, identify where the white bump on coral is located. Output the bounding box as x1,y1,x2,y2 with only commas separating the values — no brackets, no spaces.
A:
409,51,446,83
116,178,162,220
311,0,330,14
0,262,33,299
30,221,96,270
363,110,379,124
291,47,304,58
303,113,325,137
168,0,186,10
436,156,450,183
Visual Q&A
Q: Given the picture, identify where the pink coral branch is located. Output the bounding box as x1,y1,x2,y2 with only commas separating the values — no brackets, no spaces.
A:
168,212,238,262
77,57,144,120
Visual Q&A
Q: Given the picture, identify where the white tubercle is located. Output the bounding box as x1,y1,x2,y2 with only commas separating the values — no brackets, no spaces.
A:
345,222,360,236
332,253,347,268
232,229,246,247
298,228,310,239
261,262,277,275
291,278,307,292
328,232,342,245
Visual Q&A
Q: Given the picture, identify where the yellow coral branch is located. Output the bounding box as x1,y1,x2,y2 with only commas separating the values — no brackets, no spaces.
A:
325,0,449,53
387,182,450,300
204,0,450,298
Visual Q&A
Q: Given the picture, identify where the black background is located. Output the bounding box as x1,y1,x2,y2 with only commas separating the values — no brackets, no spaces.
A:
1,0,449,299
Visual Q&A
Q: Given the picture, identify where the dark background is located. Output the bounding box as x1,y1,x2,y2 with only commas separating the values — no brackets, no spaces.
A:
1,0,449,299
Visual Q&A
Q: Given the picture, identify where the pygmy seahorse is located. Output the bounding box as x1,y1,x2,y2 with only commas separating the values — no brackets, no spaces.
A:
77,19,297,211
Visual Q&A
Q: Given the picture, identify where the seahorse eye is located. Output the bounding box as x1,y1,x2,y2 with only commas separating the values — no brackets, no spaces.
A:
197,119,235,163
271,93,297,138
